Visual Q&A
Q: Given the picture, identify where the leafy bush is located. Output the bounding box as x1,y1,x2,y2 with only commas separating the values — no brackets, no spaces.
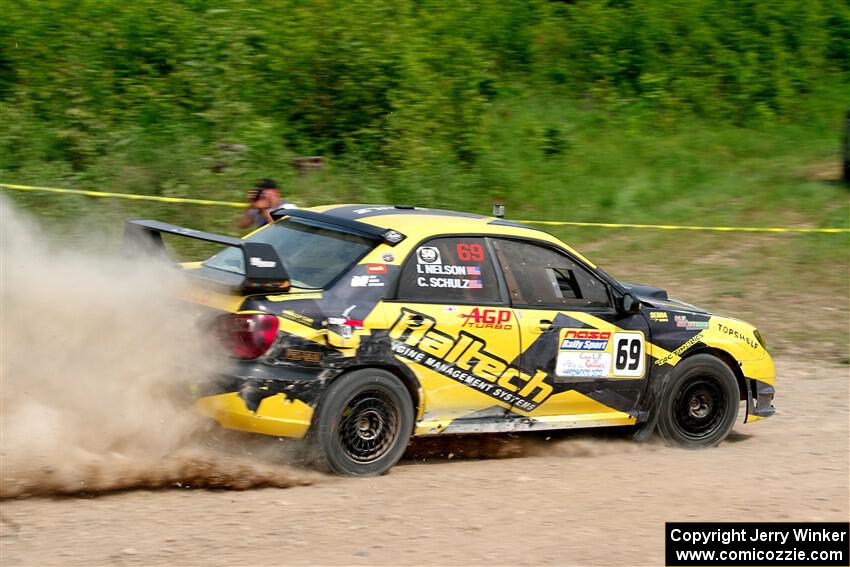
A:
1,0,847,200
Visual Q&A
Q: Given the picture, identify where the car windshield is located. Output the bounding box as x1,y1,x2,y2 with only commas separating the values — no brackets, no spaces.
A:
204,219,375,289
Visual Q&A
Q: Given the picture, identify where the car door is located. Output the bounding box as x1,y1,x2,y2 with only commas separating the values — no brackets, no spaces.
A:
383,236,523,434
490,237,651,427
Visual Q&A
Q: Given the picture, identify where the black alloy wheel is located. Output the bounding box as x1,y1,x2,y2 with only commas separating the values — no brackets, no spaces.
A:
337,390,400,464
310,369,413,476
656,354,740,448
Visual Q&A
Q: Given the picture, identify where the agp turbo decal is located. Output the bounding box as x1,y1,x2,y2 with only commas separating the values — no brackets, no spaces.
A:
459,308,513,330
389,308,552,412
556,328,645,379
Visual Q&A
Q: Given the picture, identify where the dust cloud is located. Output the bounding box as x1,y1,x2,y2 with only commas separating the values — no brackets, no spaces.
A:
405,430,653,463
0,200,314,498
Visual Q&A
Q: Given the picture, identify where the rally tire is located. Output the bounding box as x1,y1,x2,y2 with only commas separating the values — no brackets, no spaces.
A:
310,369,413,476
656,354,739,448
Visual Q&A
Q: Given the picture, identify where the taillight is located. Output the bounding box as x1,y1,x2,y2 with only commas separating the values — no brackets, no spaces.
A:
217,313,279,359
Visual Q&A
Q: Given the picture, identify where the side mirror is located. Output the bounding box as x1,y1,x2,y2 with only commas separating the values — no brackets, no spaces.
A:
620,292,641,316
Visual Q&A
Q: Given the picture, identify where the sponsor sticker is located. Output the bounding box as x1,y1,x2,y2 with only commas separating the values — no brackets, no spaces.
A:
459,308,512,330
249,257,276,268
381,252,396,263
716,322,760,350
556,351,612,378
655,332,704,366
367,263,387,274
417,246,441,264
560,329,611,351
280,310,314,326
285,348,321,363
674,315,708,329
650,311,669,323
557,328,645,379
350,275,385,287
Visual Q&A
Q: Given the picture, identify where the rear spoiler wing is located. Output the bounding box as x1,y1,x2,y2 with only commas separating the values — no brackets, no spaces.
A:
123,219,291,292
270,207,406,245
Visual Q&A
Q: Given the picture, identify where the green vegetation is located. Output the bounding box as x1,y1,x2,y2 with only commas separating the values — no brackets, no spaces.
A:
1,0,848,358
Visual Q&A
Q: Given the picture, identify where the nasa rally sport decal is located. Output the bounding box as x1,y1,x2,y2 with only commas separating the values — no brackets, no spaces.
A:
555,328,645,379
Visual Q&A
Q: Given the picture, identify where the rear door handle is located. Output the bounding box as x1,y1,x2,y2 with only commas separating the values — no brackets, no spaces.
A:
532,319,554,334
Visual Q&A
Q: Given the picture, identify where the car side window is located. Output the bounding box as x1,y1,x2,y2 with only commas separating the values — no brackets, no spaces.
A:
396,237,502,303
492,239,611,308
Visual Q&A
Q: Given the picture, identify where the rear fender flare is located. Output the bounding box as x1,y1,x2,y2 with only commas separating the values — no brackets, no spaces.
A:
323,361,424,423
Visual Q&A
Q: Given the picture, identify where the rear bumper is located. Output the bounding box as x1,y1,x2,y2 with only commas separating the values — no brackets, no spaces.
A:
193,362,330,439
195,392,315,438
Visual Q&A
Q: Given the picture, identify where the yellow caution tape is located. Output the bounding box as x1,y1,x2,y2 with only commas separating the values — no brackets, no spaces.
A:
2,182,848,233
0,183,246,208
515,219,850,233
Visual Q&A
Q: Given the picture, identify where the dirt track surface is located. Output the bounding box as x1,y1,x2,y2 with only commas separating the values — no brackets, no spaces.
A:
1,359,848,567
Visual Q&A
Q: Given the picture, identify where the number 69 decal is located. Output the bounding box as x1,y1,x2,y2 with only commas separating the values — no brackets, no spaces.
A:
612,332,645,377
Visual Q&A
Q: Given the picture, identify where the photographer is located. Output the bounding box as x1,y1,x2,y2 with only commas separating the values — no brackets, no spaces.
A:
238,178,283,229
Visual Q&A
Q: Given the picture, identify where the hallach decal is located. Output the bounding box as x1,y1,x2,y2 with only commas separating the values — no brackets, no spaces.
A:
389,308,551,412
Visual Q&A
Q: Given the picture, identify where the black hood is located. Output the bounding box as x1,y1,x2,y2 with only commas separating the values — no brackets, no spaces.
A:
622,283,668,300
623,283,710,314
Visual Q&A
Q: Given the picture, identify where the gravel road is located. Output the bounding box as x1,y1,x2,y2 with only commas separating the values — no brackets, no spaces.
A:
1,359,847,567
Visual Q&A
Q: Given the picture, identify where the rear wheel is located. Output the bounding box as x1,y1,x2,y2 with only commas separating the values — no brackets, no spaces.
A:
656,354,740,448
310,369,413,476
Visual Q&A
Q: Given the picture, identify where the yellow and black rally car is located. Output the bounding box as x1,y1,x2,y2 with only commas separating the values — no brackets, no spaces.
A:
126,204,775,475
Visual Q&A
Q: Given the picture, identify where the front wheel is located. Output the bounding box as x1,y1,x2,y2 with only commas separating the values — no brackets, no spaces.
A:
656,354,740,448
310,369,414,476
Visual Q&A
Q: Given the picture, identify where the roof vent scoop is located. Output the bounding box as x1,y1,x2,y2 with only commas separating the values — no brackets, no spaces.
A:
492,203,505,219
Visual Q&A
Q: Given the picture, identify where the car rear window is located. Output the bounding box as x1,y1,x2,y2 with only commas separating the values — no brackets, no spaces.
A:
204,219,375,289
